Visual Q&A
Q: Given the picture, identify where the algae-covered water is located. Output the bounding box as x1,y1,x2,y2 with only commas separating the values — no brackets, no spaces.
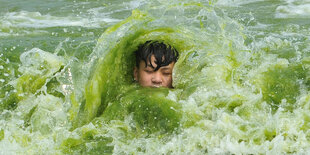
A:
1,0,310,154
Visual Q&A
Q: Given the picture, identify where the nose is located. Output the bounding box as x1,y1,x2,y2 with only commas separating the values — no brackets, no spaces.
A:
151,72,162,85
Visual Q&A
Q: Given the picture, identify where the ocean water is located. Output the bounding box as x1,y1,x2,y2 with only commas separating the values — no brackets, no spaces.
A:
1,0,310,154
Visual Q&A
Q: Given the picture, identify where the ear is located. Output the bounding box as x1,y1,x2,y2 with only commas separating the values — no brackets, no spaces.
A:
134,67,138,81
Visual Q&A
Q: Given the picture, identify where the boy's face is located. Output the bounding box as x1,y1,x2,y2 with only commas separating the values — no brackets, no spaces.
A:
134,55,175,88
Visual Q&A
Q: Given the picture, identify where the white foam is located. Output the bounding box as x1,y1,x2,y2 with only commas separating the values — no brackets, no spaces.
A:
275,3,310,18
0,11,121,28
215,0,265,6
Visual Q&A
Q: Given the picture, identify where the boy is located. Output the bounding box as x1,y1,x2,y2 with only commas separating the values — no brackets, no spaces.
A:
134,41,179,88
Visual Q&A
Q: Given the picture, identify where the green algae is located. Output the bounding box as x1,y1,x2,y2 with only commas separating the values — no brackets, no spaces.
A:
1,1,310,154
61,129,113,155
0,48,65,114
0,89,18,111
71,10,193,129
62,87,182,154
0,129,4,141
260,62,307,108
112,87,181,133
64,7,310,153
15,74,47,99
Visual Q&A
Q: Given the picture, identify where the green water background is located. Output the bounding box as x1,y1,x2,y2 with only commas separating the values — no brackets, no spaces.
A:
1,0,310,154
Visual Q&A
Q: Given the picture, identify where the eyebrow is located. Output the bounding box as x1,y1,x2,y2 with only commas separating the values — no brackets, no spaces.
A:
145,65,171,70
160,67,172,70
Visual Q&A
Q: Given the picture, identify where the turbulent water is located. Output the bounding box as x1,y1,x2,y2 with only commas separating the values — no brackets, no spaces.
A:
1,0,310,154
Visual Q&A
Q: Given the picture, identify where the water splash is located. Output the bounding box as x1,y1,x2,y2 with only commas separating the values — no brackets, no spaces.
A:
1,0,310,154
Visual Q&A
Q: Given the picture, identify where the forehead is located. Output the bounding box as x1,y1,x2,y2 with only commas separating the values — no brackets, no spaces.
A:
139,55,175,70
139,60,174,69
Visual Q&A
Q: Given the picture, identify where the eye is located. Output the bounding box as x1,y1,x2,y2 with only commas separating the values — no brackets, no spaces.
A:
163,72,171,76
145,70,153,73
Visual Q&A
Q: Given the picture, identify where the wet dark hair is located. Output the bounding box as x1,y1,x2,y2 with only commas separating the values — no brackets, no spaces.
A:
135,41,179,71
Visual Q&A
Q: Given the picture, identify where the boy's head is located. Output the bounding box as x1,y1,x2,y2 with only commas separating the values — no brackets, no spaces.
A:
134,41,179,88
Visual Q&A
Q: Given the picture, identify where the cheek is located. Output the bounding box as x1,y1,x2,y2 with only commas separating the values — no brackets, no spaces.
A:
138,71,152,82
163,75,172,82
